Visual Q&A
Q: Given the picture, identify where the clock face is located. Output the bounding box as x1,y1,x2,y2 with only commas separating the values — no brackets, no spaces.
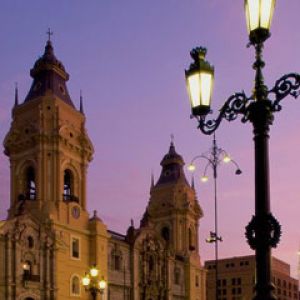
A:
72,206,80,219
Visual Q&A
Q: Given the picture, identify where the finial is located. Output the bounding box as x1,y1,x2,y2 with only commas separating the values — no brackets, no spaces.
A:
151,171,154,189
79,90,84,114
190,47,207,62
130,219,134,227
169,134,176,154
171,133,175,145
47,28,53,42
14,82,19,106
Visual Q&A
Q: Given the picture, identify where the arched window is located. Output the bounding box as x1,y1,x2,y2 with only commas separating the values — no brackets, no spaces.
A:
189,227,195,250
161,226,170,242
71,275,80,296
63,169,73,201
25,167,36,200
27,236,34,249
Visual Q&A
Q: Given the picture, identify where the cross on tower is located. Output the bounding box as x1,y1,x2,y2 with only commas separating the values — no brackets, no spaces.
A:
47,28,53,41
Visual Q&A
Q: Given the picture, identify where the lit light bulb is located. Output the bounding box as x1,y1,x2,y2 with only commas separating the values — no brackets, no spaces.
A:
223,155,231,163
99,279,107,290
22,263,30,271
188,164,196,172
90,266,99,277
201,176,208,183
82,275,90,286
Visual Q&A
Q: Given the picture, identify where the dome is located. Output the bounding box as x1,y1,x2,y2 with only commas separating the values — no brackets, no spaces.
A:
31,40,67,77
155,141,189,186
24,40,75,108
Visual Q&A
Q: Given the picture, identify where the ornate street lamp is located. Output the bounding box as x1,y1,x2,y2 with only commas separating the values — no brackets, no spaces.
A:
185,2,300,300
185,47,214,116
82,265,107,300
188,134,241,300
245,0,276,44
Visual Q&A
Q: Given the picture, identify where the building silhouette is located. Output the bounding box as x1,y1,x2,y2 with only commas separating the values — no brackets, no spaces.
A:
0,39,206,300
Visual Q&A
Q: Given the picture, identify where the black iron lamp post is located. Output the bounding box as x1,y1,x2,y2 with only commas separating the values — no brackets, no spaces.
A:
82,265,107,300
188,134,241,300
185,1,300,300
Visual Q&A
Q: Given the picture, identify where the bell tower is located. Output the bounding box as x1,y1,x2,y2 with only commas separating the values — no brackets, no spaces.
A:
138,141,206,299
3,38,94,222
142,141,203,255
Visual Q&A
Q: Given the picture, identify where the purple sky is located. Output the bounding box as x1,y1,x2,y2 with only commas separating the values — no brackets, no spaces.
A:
1,1,300,277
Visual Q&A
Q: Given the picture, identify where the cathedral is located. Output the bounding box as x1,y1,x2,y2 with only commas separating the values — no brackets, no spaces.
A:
0,38,206,300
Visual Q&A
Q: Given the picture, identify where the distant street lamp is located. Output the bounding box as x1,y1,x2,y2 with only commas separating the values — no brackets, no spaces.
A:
82,265,107,300
188,134,241,300
185,1,300,300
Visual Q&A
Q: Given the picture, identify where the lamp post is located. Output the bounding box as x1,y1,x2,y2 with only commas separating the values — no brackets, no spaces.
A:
188,134,241,300
185,1,300,300
82,265,107,300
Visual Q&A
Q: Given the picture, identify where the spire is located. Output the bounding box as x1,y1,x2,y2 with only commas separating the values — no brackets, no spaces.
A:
80,90,84,113
14,82,19,106
44,28,55,59
169,134,175,154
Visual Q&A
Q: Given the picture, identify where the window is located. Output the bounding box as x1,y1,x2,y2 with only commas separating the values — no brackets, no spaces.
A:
277,279,281,286
28,236,34,249
71,237,80,259
232,278,236,285
25,167,36,200
174,267,180,285
237,278,241,285
64,169,73,201
71,275,80,296
111,248,122,271
161,226,170,242
189,227,194,250
222,279,227,286
195,275,199,287
149,255,154,273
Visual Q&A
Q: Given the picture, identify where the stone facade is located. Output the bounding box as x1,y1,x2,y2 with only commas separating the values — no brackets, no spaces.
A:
0,39,206,300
